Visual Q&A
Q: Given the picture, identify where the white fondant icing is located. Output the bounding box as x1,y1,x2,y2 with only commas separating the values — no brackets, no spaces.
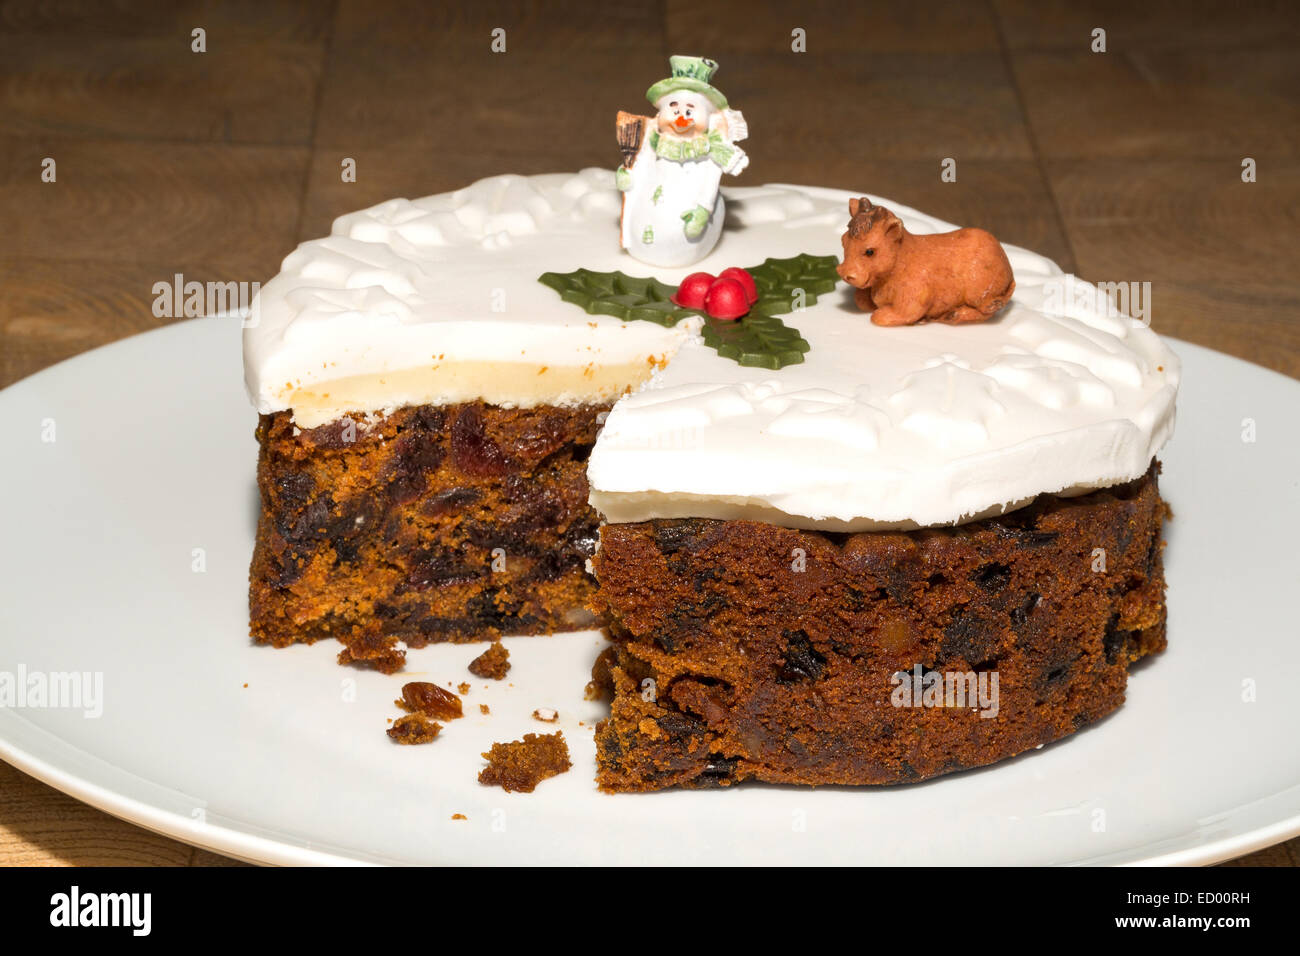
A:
243,170,1179,530
243,169,695,423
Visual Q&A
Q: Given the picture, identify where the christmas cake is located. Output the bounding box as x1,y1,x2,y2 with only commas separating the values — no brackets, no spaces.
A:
243,55,1179,787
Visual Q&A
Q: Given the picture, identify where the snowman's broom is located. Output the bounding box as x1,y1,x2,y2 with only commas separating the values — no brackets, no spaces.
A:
616,111,647,168
615,111,648,246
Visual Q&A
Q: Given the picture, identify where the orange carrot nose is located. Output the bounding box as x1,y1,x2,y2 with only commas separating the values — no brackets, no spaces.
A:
674,116,691,128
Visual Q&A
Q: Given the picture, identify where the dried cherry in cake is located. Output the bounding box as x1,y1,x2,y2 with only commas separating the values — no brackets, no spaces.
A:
450,405,512,477
938,610,1003,670
273,470,315,512
406,547,484,590
776,630,827,683
384,431,446,505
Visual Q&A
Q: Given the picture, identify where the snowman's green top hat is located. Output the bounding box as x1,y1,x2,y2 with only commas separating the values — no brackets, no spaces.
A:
646,55,728,110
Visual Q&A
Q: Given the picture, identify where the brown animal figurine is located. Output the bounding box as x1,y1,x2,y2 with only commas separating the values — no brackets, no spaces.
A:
837,198,1015,326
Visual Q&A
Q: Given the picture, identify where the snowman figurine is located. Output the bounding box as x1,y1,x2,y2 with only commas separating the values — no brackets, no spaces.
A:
615,55,748,268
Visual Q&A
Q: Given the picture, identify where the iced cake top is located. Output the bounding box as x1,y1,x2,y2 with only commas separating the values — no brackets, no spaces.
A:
244,169,698,428
243,170,1179,531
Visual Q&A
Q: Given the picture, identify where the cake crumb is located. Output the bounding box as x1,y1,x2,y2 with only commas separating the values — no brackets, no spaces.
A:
479,704,490,715
478,732,571,792
337,624,406,673
387,714,442,745
396,681,463,721
469,641,510,680
585,646,616,701
458,682,471,694
533,708,558,723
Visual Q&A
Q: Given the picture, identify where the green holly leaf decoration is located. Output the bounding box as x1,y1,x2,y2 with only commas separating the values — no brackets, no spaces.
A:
537,252,840,369
697,313,810,368
536,269,684,327
748,253,842,313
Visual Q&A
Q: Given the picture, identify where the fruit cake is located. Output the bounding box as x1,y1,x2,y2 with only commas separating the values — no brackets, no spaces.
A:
243,170,1179,788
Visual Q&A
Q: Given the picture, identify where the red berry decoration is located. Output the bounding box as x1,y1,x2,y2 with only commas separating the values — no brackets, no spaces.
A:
718,266,758,304
703,277,751,320
671,272,715,309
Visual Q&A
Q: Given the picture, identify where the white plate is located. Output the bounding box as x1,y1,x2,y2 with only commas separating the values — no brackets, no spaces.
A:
1,318,1297,866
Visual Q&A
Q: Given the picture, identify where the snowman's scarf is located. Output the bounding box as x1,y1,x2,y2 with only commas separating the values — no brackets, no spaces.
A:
649,129,745,173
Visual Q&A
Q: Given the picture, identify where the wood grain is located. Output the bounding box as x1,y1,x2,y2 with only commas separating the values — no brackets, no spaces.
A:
0,0,332,40
0,34,325,144
0,763,199,866
2,257,179,385
0,137,308,269
1045,158,1300,377
705,52,1033,162
329,0,663,51
314,44,668,154
1006,48,1300,159
0,0,1296,867
993,0,1300,52
666,0,1002,53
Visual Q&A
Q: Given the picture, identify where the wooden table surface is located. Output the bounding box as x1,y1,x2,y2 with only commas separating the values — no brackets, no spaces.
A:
1,0,1297,866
